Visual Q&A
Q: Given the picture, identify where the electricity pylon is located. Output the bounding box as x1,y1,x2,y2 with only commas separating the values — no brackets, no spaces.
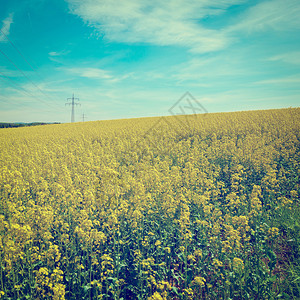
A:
65,93,80,123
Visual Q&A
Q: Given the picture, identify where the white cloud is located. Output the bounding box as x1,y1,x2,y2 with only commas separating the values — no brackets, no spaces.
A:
67,0,246,53
0,13,14,42
49,50,70,57
66,0,300,53
268,52,300,65
63,67,113,80
61,66,136,84
255,75,300,85
48,50,71,63
80,68,112,79
227,0,300,33
49,52,59,56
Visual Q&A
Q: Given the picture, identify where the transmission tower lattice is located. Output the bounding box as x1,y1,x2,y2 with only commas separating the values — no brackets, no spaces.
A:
65,93,80,122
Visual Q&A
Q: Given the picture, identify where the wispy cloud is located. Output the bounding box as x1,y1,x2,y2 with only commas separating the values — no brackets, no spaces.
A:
60,66,135,84
67,0,247,53
227,0,300,33
268,52,300,65
67,0,300,54
0,13,14,42
49,50,70,57
48,50,71,63
63,67,112,80
255,75,300,85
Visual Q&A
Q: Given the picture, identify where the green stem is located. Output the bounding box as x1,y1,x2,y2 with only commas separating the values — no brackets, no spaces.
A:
184,239,188,290
0,255,3,292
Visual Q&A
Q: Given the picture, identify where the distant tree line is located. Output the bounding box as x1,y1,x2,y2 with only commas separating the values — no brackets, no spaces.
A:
0,122,61,128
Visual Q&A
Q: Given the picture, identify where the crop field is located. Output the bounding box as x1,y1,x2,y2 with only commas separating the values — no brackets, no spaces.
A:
0,108,299,299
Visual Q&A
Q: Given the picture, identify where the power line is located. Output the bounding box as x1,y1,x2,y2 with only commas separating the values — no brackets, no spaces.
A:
0,31,66,119
0,48,62,109
0,29,40,76
0,71,59,109
0,70,37,97
0,29,58,99
0,49,54,100
65,93,80,122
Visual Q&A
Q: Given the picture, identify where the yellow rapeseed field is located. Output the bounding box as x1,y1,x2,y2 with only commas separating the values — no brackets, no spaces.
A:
0,108,299,299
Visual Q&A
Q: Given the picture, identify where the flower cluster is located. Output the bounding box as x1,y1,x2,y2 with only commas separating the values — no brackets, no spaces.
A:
0,107,299,299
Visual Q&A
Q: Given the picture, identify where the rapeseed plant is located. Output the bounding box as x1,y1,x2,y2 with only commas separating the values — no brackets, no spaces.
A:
0,108,299,299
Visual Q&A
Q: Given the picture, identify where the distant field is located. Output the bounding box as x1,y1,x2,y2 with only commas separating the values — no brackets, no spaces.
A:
0,122,61,128
0,108,299,299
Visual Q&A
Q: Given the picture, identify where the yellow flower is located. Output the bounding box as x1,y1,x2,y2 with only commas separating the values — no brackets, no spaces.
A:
187,254,196,262
268,227,279,238
164,247,171,253
183,287,194,296
213,259,223,267
155,240,161,246
232,257,244,272
193,276,206,287
148,291,164,300
52,283,66,300
39,267,49,276
194,249,202,258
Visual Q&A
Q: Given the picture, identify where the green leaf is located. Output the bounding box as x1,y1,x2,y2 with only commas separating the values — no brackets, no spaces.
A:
171,286,179,295
83,284,92,292
266,249,277,271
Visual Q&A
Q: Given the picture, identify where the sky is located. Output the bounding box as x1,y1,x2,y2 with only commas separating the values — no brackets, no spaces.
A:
0,0,299,123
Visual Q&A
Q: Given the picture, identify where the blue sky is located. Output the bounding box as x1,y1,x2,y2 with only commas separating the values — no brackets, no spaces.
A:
0,0,299,123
